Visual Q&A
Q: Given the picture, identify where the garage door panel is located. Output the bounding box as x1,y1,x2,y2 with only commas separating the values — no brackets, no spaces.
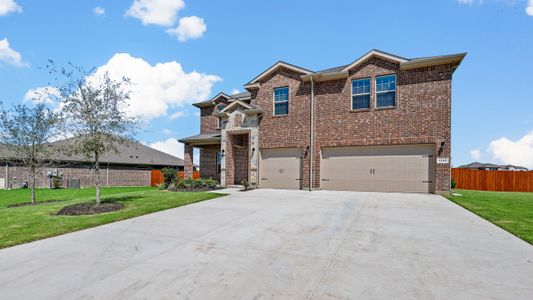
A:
321,145,434,193
260,148,302,190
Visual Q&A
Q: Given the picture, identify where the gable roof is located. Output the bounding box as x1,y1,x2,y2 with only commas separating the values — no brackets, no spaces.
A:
192,92,231,108
301,49,466,82
0,139,184,167
220,100,251,113
340,49,409,72
244,61,313,88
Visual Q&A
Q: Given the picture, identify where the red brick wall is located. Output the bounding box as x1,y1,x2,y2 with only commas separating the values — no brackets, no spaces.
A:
251,57,453,192
200,145,220,181
200,106,218,133
200,100,229,134
251,67,311,187
1,163,155,188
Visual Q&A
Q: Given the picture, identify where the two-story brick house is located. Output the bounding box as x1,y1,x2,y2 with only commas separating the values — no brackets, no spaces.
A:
179,49,465,194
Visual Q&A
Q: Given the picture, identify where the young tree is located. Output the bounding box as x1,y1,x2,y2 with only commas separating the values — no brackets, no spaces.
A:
0,102,60,203
55,64,138,205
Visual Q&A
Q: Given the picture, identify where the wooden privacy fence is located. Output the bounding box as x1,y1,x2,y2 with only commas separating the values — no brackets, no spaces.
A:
451,168,533,192
150,170,201,187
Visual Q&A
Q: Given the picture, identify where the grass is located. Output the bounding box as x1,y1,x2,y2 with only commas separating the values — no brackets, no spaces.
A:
447,189,533,245
0,187,225,249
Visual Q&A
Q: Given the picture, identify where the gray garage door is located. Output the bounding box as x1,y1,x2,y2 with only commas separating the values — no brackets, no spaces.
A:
260,148,302,189
320,145,434,193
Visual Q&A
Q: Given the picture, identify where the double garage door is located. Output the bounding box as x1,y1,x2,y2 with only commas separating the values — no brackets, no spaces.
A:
321,145,434,193
259,145,434,193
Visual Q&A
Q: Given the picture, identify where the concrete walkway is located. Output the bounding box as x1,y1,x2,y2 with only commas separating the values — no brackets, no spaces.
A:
1,189,533,299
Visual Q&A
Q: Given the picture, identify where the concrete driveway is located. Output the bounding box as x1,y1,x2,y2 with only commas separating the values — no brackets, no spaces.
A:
1,189,533,299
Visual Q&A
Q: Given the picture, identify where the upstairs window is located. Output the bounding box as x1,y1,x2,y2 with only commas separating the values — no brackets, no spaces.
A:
273,87,289,116
217,103,226,112
351,78,371,109
376,75,396,107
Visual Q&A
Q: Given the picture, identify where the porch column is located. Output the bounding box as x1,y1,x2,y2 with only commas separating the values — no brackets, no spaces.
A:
184,143,194,179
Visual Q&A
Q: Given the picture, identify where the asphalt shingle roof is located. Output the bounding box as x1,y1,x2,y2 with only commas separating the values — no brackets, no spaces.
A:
0,139,184,167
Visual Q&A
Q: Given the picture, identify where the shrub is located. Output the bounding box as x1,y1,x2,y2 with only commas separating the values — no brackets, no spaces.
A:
241,180,250,191
451,178,457,189
161,167,178,188
52,176,63,189
203,178,218,189
157,183,165,190
174,178,218,191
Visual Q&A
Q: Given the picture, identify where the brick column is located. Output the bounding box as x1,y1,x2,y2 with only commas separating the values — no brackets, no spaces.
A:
184,144,194,179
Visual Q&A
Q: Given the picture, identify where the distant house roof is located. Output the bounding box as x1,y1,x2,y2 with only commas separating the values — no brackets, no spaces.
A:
0,139,184,167
458,162,528,171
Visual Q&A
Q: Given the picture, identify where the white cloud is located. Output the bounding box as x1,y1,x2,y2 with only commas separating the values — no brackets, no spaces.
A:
148,138,199,165
125,0,184,26
166,16,206,42
0,38,28,67
0,0,21,16
527,0,533,16
470,149,481,160
170,110,186,120
163,129,174,135
230,88,240,95
23,86,60,104
488,130,533,169
93,6,105,16
149,138,183,158
92,53,221,120
456,0,483,5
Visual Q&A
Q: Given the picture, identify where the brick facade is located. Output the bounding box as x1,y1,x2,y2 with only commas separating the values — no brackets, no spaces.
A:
248,57,452,193
199,144,220,181
0,162,154,188
190,52,459,193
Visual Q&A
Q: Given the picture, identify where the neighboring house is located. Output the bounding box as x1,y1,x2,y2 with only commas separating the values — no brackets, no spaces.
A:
179,49,466,194
0,139,184,189
458,162,529,171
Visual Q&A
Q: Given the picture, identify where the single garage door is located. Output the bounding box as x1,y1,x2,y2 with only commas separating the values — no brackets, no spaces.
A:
260,148,302,189
320,145,434,193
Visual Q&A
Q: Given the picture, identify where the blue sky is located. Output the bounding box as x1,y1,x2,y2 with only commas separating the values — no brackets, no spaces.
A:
1,0,532,168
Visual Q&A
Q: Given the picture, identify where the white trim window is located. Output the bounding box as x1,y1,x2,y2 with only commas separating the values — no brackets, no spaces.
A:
216,151,222,175
376,75,396,107
218,118,227,129
351,78,371,109
273,87,289,116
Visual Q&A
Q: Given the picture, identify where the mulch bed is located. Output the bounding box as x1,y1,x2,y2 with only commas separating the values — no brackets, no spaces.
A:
7,200,65,208
56,202,125,216
169,187,221,192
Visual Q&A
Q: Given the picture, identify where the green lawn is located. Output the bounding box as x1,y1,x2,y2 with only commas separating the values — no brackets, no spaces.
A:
447,189,533,245
0,187,225,249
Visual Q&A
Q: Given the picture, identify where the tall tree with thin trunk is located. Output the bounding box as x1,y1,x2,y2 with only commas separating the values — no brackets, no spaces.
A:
0,102,60,203
53,63,138,205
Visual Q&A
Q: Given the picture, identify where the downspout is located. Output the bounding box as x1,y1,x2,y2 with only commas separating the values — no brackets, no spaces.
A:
309,77,315,191
5,162,8,190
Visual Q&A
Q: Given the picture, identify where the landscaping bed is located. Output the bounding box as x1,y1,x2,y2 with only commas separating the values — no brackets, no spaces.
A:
56,201,125,215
